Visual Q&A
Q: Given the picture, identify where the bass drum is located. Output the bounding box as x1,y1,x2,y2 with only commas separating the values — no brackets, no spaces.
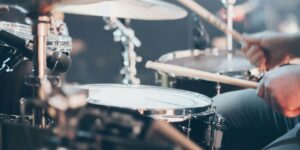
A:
156,49,261,97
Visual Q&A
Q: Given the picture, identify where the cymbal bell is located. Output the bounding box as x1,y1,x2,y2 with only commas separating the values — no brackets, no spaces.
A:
55,0,188,20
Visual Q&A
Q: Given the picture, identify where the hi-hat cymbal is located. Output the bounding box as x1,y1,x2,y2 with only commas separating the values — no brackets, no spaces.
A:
55,0,188,20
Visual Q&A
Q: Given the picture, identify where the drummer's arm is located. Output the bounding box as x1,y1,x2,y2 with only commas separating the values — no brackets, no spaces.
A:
284,33,300,58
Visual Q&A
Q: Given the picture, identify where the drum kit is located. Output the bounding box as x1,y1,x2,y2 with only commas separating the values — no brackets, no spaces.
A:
0,0,261,150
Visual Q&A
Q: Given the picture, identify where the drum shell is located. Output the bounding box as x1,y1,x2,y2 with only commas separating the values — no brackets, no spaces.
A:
87,102,212,147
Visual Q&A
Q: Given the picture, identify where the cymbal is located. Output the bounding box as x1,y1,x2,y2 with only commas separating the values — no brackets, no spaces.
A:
159,49,255,75
0,0,104,13
55,0,188,20
58,0,105,5
0,0,102,5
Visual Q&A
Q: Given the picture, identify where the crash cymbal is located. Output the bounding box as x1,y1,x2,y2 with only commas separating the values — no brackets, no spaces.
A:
55,0,188,20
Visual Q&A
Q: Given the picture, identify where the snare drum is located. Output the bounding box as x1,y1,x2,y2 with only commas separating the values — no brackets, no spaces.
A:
84,84,212,122
82,84,214,144
156,49,260,97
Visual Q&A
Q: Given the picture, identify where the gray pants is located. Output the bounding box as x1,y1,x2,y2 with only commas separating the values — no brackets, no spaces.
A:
213,89,300,150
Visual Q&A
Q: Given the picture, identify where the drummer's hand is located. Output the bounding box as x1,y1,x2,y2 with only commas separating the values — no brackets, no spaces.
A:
257,65,300,117
242,31,296,70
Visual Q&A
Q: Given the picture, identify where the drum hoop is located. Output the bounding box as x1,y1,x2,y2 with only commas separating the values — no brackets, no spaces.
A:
83,84,211,101
83,84,212,120
88,99,212,122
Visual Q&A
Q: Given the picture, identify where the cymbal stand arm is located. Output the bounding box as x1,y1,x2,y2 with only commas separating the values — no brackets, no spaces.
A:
103,17,142,85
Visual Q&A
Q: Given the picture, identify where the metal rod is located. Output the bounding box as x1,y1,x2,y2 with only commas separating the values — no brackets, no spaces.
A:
226,2,234,51
31,15,51,128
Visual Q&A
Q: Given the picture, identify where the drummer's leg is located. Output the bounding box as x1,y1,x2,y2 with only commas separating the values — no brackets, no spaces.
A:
263,123,300,150
213,89,288,150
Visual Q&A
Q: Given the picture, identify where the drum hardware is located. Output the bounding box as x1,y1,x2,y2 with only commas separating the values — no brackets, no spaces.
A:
0,0,105,128
103,17,142,85
204,107,224,150
0,112,33,124
215,73,222,95
0,21,72,53
0,19,72,116
180,110,192,138
221,0,236,51
1,1,116,128
215,82,222,95
19,98,28,123
0,45,25,74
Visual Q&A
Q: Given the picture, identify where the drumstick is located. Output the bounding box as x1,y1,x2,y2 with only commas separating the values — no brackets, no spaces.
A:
151,121,204,150
145,61,258,89
177,0,244,43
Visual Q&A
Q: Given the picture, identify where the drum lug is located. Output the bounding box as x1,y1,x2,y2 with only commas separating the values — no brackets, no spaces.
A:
154,72,161,84
204,109,225,150
180,125,191,134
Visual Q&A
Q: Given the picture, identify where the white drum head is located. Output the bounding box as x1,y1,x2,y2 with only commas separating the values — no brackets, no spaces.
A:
81,84,212,122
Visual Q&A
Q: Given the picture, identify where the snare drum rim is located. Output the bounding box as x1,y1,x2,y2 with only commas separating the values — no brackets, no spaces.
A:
82,84,212,121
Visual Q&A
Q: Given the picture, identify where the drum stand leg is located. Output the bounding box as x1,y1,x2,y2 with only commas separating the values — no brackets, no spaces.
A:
187,117,191,139
180,111,192,139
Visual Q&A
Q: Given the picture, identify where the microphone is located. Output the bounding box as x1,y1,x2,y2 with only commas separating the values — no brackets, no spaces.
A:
0,29,71,73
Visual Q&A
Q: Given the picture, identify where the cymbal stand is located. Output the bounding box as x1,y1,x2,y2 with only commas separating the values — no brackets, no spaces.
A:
28,15,52,128
215,0,236,96
221,0,236,52
103,17,142,85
